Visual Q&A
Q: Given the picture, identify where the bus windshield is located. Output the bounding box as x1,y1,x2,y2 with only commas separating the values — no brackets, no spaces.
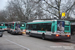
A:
11,23,14,29
15,23,20,28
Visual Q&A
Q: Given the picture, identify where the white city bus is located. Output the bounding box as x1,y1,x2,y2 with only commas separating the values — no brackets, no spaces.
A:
26,20,71,40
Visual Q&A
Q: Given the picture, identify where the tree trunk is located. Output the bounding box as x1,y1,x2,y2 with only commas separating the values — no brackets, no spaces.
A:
58,0,61,19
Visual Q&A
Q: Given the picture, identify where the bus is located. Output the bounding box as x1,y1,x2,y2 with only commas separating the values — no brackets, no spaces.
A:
0,22,5,37
26,20,71,40
9,21,26,35
9,22,21,35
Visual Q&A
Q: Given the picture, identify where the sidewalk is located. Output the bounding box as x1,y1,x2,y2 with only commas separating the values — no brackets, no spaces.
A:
70,35,75,43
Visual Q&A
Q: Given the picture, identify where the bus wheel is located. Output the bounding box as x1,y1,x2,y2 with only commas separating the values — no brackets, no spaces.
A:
29,32,32,36
11,32,15,35
42,34,45,40
0,33,3,37
7,31,10,33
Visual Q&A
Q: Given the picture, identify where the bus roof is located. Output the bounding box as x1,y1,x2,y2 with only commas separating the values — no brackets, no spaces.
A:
27,20,70,24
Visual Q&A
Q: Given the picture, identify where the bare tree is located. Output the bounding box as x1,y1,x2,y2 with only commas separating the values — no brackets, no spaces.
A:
40,0,75,19
5,0,75,21
0,10,8,22
6,0,26,21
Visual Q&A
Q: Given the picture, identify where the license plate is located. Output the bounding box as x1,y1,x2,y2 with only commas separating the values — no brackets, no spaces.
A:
62,35,65,36
65,32,67,33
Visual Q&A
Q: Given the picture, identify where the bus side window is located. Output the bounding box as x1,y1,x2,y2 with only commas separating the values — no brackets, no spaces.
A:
40,23,51,31
44,23,51,31
41,28,43,30
33,24,37,30
29,24,32,30
37,24,41,30
26,24,29,29
27,24,31,30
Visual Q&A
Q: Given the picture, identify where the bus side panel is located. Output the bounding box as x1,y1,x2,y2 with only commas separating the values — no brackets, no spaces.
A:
55,21,57,32
51,21,57,32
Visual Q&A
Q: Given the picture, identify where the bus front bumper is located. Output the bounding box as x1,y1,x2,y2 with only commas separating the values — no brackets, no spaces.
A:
12,30,25,34
20,31,26,34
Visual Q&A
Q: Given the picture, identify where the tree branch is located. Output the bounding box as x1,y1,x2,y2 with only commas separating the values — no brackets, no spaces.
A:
66,2,75,12
55,0,58,5
41,7,59,17
43,0,58,10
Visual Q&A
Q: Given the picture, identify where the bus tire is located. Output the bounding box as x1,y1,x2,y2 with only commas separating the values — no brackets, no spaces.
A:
29,32,32,36
8,30,10,33
8,31,10,33
42,34,45,40
0,33,3,37
11,32,15,35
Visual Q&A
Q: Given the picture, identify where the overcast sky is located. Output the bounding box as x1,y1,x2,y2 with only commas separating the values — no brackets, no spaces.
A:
0,0,8,10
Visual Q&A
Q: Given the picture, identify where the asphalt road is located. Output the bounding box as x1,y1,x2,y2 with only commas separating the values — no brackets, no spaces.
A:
0,31,75,50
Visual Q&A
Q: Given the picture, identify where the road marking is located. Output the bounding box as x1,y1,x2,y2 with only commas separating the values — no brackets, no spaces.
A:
50,46,74,49
3,35,18,37
5,39,30,50
3,35,12,37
